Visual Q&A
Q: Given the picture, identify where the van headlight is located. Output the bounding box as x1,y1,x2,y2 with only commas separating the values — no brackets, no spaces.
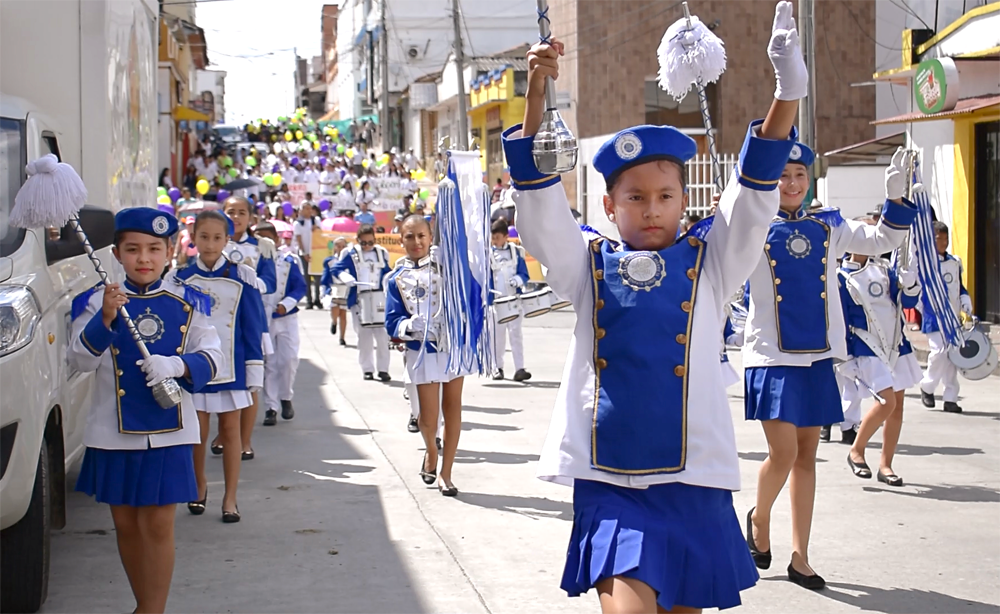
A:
0,286,41,357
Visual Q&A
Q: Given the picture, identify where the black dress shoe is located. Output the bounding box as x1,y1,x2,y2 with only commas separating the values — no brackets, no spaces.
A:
420,453,437,485
745,507,771,570
378,372,391,382
921,390,936,408
281,400,295,420
306,302,314,310
222,506,241,523
242,449,254,461
364,372,374,381
439,482,459,497
513,368,532,382
943,401,963,413
841,426,858,445
330,322,337,335
263,409,278,426
340,338,347,347
847,453,872,479
787,562,825,590
819,425,831,442
210,440,223,456
436,437,442,451
877,470,904,487
187,488,208,515
407,416,419,433
492,370,504,381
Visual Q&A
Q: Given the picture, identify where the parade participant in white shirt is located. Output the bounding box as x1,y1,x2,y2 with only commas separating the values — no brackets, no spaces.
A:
319,162,337,196
320,236,350,345
70,208,222,614
835,233,921,486
385,217,464,496
333,224,393,381
917,221,972,412
255,223,308,426
743,148,917,587
505,18,802,610
356,179,376,213
172,210,268,523
489,218,531,381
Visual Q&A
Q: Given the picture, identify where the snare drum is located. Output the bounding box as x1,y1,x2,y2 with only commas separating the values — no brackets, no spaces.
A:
358,290,385,328
332,284,348,307
549,289,572,312
520,287,553,318
493,295,521,324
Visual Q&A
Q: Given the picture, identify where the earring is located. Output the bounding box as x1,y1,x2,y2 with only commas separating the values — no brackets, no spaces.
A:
609,213,615,221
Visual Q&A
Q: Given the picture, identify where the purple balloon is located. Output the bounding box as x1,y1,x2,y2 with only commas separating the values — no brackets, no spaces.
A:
318,199,331,212
290,156,300,166
318,156,328,167
320,144,329,153
282,201,293,216
167,187,182,203
507,226,519,238
272,164,280,173
217,189,230,201
157,204,174,214
257,202,266,213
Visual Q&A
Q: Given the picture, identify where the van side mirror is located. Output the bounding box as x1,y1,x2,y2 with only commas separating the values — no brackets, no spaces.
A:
45,205,115,264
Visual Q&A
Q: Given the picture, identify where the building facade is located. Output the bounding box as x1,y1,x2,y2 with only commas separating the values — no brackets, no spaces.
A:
157,14,210,185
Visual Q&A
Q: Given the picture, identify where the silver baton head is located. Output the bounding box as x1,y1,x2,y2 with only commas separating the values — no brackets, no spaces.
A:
532,108,578,174
152,377,184,409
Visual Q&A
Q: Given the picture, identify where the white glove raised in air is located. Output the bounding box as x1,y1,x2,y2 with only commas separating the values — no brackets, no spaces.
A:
768,1,808,101
136,355,186,386
884,148,908,202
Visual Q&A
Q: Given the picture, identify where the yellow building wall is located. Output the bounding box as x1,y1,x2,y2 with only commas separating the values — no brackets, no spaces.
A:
468,68,525,174
953,107,1000,302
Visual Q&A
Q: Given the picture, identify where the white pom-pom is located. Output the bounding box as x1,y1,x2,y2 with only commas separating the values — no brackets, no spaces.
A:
10,154,88,229
657,14,727,101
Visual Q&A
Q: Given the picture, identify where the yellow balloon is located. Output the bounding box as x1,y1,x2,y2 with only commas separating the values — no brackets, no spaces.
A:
272,173,283,186
284,131,293,141
362,159,370,168
346,148,355,158
157,195,171,205
196,179,209,195
295,130,303,140
313,141,320,150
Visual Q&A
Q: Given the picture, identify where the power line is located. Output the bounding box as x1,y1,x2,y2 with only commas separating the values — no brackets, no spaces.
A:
460,0,477,58
839,0,903,51
889,0,933,30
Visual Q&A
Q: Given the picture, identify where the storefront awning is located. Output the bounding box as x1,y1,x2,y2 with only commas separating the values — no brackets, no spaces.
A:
173,106,210,122
824,132,906,161
871,94,1000,125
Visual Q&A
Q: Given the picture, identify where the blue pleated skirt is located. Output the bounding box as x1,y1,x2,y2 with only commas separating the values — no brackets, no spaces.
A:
75,445,197,507
744,358,844,427
562,480,759,611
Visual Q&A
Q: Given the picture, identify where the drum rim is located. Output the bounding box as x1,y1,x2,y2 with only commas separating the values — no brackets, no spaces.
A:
498,314,520,323
523,307,551,318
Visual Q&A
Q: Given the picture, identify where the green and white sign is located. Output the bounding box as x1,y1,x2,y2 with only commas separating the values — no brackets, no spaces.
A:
915,58,960,115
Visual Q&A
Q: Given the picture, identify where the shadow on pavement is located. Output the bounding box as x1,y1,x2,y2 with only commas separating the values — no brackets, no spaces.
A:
461,421,522,432
821,582,1000,613
455,491,573,521
453,449,541,465
45,358,427,614
861,483,1000,503
890,443,985,457
463,404,523,415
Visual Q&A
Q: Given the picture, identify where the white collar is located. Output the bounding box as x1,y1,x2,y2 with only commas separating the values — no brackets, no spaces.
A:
196,256,227,272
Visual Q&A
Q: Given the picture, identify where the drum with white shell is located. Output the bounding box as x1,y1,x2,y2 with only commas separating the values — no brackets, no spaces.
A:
493,295,521,324
358,289,386,328
520,287,553,318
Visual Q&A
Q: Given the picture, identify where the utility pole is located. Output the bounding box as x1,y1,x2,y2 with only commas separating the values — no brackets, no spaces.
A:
380,0,390,151
798,0,817,199
452,0,469,150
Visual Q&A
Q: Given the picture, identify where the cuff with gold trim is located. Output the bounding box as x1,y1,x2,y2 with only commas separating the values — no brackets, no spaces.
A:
181,351,217,392
879,197,918,230
81,311,116,357
737,120,799,192
501,124,561,191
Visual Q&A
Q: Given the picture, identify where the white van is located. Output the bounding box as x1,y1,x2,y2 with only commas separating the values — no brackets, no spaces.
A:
0,1,158,611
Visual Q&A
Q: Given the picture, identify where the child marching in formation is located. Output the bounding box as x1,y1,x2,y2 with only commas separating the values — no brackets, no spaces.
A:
489,218,532,382
836,226,921,486
255,222,308,426
172,210,268,523
332,224,393,381
322,235,350,345
506,5,804,609
743,136,917,590
71,209,222,613
918,221,972,413
385,215,465,496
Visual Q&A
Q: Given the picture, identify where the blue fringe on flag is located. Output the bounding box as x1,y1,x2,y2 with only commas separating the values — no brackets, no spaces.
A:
183,284,212,316
71,283,104,320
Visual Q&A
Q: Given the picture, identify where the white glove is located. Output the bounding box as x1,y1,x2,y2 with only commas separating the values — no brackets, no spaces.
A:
338,273,357,286
136,355,186,386
961,294,972,315
768,1,808,101
898,266,919,290
508,277,524,289
884,148,907,201
407,314,427,335
725,332,744,348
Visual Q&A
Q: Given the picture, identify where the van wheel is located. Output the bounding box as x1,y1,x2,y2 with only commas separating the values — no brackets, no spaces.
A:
0,440,51,613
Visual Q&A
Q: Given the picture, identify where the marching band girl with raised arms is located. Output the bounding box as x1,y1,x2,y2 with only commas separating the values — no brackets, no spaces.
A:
332,224,393,381
836,229,921,486
172,210,268,523
742,147,917,587
254,222,308,426
70,209,222,613
385,216,465,496
505,5,803,610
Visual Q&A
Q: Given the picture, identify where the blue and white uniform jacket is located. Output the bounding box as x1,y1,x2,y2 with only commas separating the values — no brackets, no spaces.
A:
68,277,223,450
502,120,797,491
384,253,445,353
225,232,277,295
743,202,917,368
170,256,267,391
266,247,308,319
920,252,969,334
490,242,530,301
331,244,391,308
838,258,920,366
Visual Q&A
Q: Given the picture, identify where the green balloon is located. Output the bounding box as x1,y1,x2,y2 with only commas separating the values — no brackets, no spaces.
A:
263,173,274,186
336,144,345,154
245,156,256,167
157,186,167,197
228,167,238,177
418,188,430,200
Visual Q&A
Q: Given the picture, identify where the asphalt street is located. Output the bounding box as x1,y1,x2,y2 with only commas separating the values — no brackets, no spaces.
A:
43,310,1000,613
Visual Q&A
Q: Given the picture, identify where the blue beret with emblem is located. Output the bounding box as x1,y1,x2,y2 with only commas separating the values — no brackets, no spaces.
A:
115,207,178,238
788,142,815,167
594,125,698,186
